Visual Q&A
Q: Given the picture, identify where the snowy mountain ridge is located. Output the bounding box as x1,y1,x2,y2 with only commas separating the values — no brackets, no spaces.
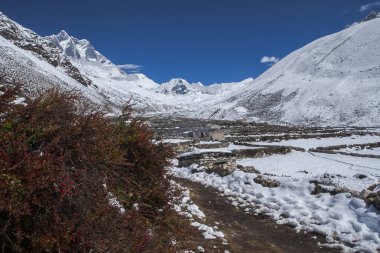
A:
0,11,92,87
0,11,379,126
45,30,112,65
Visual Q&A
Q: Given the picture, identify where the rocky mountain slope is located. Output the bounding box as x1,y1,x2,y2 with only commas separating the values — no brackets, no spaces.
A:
0,13,91,87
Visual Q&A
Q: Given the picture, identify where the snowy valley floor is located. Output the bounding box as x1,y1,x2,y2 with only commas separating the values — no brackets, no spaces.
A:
172,166,379,252
161,125,380,253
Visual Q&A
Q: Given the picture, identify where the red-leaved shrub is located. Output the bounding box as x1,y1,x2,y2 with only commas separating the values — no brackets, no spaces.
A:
0,81,191,252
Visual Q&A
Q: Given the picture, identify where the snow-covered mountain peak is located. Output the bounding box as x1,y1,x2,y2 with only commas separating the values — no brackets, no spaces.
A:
158,78,194,95
43,29,163,91
0,12,92,86
45,31,112,66
75,39,99,62
47,30,81,59
56,30,70,40
167,78,190,86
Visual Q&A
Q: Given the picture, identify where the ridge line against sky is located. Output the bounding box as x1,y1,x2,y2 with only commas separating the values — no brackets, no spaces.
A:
0,0,379,85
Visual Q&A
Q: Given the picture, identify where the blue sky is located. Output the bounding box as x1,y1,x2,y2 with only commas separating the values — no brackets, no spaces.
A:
0,0,379,84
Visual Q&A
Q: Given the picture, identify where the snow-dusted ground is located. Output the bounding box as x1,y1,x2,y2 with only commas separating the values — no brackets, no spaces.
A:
160,139,192,144
249,135,380,150
171,166,380,253
198,141,221,144
237,151,380,191
171,136,380,252
178,144,263,157
171,181,226,241
337,146,380,156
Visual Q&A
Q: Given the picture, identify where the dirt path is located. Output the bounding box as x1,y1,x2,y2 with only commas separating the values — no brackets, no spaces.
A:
176,178,340,253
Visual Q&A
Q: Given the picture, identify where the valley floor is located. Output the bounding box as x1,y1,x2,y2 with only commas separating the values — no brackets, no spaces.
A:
151,118,380,252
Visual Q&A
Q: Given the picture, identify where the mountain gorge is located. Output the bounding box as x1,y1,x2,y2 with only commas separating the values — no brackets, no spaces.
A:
0,11,379,126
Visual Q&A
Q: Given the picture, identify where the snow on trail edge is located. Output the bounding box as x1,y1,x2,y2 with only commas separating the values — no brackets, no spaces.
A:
170,166,380,253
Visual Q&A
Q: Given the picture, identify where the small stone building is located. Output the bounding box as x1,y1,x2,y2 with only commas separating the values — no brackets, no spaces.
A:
210,129,225,141
186,124,225,141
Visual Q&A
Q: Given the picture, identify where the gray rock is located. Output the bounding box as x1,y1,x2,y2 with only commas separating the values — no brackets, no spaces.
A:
360,189,371,199
254,176,280,188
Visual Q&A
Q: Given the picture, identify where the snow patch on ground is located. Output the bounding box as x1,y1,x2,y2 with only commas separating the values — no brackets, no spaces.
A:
173,183,205,220
178,144,263,157
161,139,192,144
250,135,380,150
237,151,380,191
106,192,126,214
171,181,226,241
191,221,225,240
199,141,221,144
338,146,380,156
170,166,380,252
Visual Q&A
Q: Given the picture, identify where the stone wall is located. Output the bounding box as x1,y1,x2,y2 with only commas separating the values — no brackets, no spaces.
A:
178,152,236,176
310,142,380,158
165,141,193,154
194,141,229,149
235,142,305,152
178,146,293,176
232,146,292,158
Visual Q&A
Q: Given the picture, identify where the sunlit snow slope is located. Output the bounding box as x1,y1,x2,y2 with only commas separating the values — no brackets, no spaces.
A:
206,14,380,126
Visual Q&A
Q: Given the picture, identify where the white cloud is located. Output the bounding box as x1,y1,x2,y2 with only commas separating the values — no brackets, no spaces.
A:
260,56,280,64
359,1,380,11
117,64,142,70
